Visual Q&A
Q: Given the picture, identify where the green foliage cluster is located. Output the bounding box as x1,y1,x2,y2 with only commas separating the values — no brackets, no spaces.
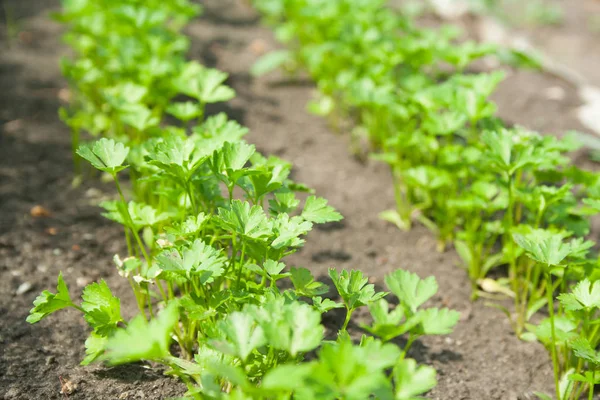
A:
27,0,461,398
251,0,600,398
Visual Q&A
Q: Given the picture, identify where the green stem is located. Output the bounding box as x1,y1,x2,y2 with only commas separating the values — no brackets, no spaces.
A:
589,369,595,400
401,334,417,360
155,279,169,303
124,227,133,256
146,289,155,319
341,308,354,333
127,275,148,321
236,243,246,290
545,271,561,400
506,174,521,333
185,180,198,214
113,174,150,264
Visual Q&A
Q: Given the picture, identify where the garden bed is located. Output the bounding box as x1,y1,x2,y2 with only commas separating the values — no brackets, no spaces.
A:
1,0,599,398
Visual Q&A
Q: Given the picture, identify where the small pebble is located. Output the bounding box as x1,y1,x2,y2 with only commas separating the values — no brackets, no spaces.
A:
3,120,23,134
16,282,33,295
85,188,102,198
37,264,48,273
53,248,63,256
30,205,51,218
58,88,71,103
83,233,94,241
76,277,89,287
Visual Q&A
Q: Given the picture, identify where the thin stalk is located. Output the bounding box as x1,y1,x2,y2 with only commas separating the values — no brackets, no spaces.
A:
146,289,155,319
341,308,354,333
185,180,199,214
545,271,561,400
236,243,246,290
570,359,584,400
113,174,150,263
520,260,534,327
505,174,521,333
124,227,133,256
401,334,417,360
590,369,595,400
155,279,169,303
127,275,148,321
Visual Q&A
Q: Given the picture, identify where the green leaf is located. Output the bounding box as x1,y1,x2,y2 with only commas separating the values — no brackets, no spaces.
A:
533,392,553,400
570,337,600,366
210,311,266,361
301,196,343,224
531,316,577,346
261,363,314,391
246,159,291,200
359,338,403,371
384,270,438,314
100,201,170,231
211,142,256,189
482,129,512,169
156,239,225,283
251,50,292,76
102,301,179,365
360,299,410,342
250,299,324,356
417,308,460,335
221,141,255,171
264,259,286,276
394,359,437,400
166,101,203,122
312,296,344,313
27,272,75,324
216,200,271,240
567,370,600,384
77,138,129,175
310,338,393,399
269,192,300,215
147,135,207,183
176,62,235,103
290,267,329,297
165,213,208,238
329,269,387,310
81,280,123,335
271,214,312,249
196,113,248,144
208,362,252,390
119,103,159,131
512,228,571,266
81,332,108,365
558,278,600,311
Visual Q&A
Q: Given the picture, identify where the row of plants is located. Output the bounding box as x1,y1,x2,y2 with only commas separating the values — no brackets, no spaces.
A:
27,0,461,398
251,0,600,398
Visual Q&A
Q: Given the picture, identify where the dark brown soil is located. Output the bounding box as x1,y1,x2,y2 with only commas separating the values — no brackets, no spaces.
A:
1,0,598,399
